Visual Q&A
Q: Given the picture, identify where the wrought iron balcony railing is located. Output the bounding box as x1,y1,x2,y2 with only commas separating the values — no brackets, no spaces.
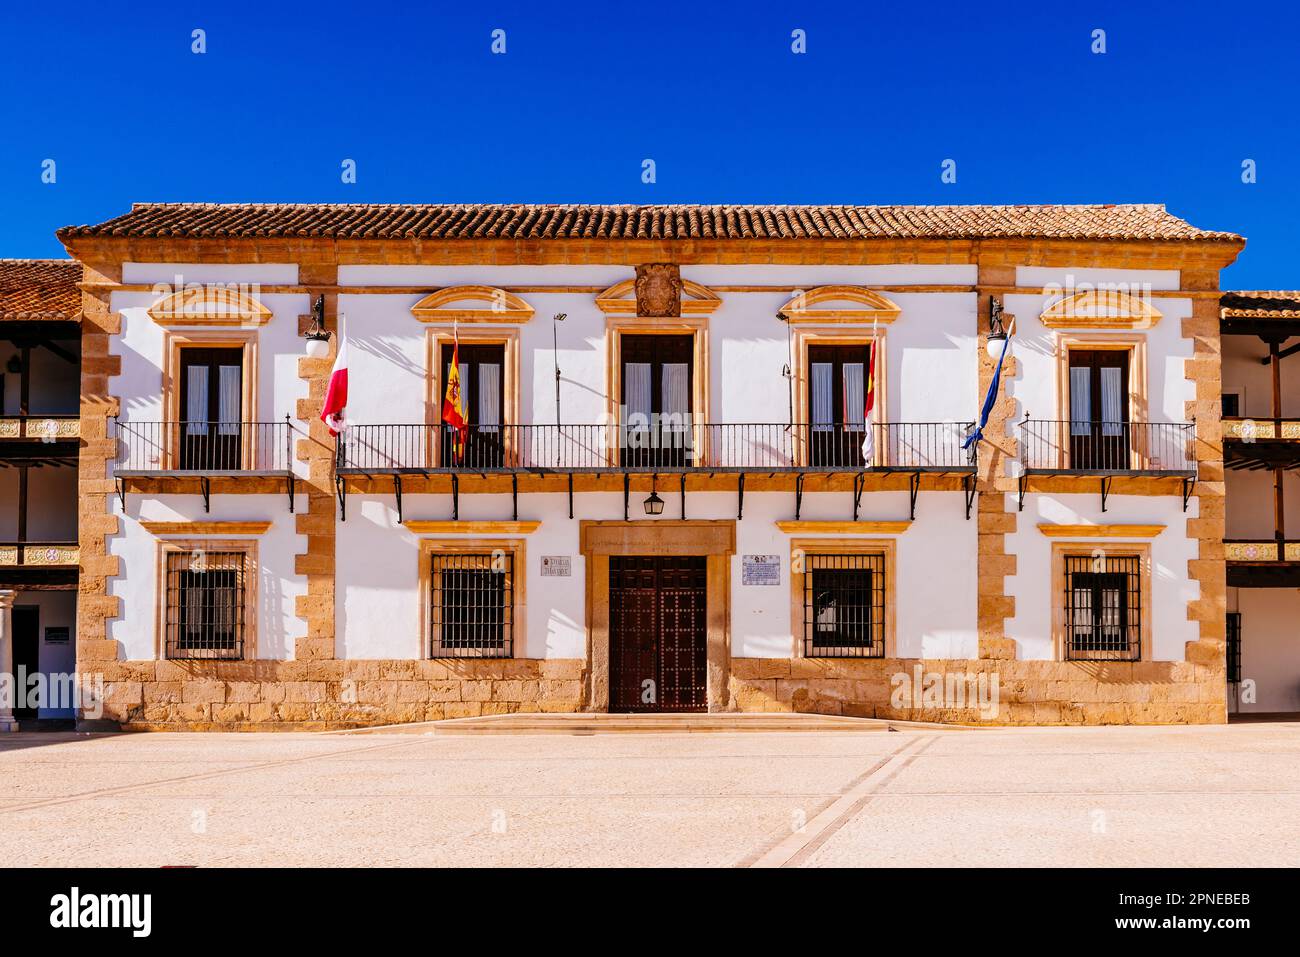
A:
1019,420,1196,475
334,421,977,474
112,418,295,474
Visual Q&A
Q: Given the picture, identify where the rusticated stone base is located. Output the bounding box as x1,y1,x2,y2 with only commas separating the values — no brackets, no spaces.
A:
728,657,1226,726
90,659,586,731
87,654,1227,730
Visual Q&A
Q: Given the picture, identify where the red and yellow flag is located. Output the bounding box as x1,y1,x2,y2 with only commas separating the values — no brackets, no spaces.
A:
442,340,468,462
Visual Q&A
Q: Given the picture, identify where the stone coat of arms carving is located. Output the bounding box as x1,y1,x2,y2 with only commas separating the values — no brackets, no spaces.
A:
635,264,682,317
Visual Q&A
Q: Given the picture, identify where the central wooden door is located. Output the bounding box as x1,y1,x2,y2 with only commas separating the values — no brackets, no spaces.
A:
609,556,707,712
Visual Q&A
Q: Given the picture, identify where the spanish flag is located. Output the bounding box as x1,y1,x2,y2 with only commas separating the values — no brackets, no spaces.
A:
442,339,468,462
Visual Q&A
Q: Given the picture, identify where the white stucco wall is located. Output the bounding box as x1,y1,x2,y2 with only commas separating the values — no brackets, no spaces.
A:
1230,586,1300,713
1222,332,1300,420
108,495,306,660
336,487,977,661
1005,492,1200,661
103,260,1217,669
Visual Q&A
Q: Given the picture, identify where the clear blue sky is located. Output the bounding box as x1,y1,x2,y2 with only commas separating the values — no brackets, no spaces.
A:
2,0,1296,286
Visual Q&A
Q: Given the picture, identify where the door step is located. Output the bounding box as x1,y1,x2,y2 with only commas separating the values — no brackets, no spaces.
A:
341,712,915,735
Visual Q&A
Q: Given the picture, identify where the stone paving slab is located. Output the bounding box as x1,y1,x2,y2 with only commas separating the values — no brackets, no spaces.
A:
1,723,1296,867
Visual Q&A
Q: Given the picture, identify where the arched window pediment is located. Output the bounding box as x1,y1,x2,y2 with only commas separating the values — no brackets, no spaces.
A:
147,286,273,327
1040,290,1162,330
410,285,535,323
778,285,901,324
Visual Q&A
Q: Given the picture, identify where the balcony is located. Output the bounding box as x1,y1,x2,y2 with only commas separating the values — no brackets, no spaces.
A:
0,414,80,463
0,540,79,589
1223,416,1300,470
335,421,977,522
1226,540,1300,588
111,418,297,511
1018,419,1197,510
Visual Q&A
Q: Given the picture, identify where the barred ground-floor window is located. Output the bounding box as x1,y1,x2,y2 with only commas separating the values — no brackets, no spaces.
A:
1052,543,1151,662
419,538,525,659
158,539,257,660
790,537,896,659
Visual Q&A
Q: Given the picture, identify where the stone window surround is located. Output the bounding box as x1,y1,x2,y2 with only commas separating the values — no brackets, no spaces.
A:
424,327,521,469
154,537,260,661
417,537,527,660
1049,540,1154,662
788,536,899,660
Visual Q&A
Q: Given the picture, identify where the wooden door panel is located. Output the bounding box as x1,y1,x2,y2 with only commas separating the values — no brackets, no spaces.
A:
609,556,707,713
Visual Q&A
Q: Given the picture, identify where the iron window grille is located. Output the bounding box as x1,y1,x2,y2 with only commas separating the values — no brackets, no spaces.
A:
430,552,514,658
164,550,246,660
1226,612,1242,684
1064,554,1141,661
802,553,886,658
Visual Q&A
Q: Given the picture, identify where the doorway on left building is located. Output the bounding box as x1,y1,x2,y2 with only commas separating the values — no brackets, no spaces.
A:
12,605,38,720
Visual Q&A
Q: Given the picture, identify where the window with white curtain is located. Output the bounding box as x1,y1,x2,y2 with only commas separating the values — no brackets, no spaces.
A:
811,362,834,432
217,364,241,436
1100,366,1123,436
185,365,209,436
1069,366,1091,436
478,363,501,433
842,363,865,432
662,363,689,433
624,362,652,430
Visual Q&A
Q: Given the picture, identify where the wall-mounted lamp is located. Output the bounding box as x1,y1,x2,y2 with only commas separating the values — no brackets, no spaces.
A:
304,294,332,358
643,476,665,515
985,295,1010,360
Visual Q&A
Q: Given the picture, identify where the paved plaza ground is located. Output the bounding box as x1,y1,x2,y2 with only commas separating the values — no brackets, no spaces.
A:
2,721,1297,867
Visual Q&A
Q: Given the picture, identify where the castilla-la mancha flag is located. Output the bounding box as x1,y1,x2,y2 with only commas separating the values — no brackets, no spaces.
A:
442,339,468,461
320,332,348,436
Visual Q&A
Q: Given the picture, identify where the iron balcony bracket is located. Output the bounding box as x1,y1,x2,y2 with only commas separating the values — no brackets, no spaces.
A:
116,475,126,512
1182,475,1194,512
852,472,866,521
568,473,574,520
200,476,211,514
393,474,403,524
908,472,921,521
736,472,745,520
451,473,459,521
680,473,687,520
1018,472,1027,512
794,472,805,521
335,473,347,522
1100,475,1113,513
511,473,518,522
963,472,977,521
623,472,630,522
287,474,295,515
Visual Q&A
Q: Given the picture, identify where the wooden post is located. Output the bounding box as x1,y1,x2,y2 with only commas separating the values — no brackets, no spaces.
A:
1271,341,1285,548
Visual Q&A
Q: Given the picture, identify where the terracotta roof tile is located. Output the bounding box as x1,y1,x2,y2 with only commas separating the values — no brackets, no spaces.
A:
56,203,1240,243
1221,290,1300,319
0,259,82,321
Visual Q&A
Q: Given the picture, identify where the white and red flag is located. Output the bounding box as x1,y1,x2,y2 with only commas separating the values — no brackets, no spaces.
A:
320,318,348,436
861,326,878,465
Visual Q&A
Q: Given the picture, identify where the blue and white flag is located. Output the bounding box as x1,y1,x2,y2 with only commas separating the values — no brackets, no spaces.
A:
963,333,1011,450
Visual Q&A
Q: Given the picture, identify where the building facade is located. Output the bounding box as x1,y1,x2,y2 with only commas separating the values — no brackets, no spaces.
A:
1220,291,1300,714
22,202,1262,728
0,260,82,727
